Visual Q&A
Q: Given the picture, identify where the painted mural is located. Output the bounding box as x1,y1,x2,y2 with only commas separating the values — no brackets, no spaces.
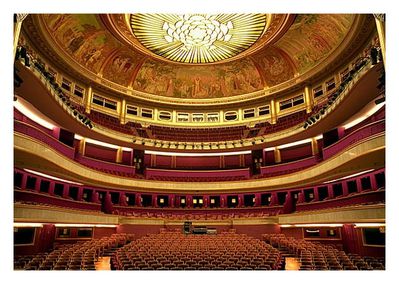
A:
42,14,121,73
252,46,296,87
101,48,142,86
133,58,263,99
275,14,354,73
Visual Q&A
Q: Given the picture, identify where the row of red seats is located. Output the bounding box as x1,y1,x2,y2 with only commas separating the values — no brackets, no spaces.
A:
149,125,246,142
111,231,282,270
115,211,271,220
14,234,134,270
263,233,384,270
147,175,248,182
87,110,133,135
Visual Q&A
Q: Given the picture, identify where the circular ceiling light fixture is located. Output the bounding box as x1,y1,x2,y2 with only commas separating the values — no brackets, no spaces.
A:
130,14,269,64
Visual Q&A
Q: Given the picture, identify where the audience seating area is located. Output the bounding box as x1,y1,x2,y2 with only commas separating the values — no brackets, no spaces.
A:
114,210,274,220
149,125,247,142
253,110,311,137
86,110,134,135
14,234,134,270
263,234,385,270
146,175,248,182
111,231,282,270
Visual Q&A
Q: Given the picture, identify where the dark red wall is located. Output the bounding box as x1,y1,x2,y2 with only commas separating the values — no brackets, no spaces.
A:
280,143,312,162
93,227,117,239
85,144,116,163
224,155,240,168
117,224,164,239
234,224,280,238
175,156,219,169
14,224,55,255
342,224,385,257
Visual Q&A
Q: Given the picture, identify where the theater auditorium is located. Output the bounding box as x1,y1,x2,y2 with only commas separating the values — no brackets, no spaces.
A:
13,13,386,271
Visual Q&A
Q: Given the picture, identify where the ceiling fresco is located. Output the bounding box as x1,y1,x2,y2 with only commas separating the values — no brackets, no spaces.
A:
34,14,358,100
133,57,263,99
275,14,355,73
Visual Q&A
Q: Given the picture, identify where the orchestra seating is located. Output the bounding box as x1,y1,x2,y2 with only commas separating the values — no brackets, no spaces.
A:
262,234,385,270
111,231,282,270
14,234,134,270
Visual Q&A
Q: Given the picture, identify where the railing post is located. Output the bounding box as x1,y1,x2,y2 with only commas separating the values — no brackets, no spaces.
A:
342,181,349,196
20,173,28,190
327,184,334,199
48,181,55,196
34,177,41,193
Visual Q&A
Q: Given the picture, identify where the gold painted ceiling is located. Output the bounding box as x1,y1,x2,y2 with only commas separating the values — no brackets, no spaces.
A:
27,14,357,101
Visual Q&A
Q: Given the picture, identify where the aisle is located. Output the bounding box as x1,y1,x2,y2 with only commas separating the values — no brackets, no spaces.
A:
95,257,111,270
285,257,300,270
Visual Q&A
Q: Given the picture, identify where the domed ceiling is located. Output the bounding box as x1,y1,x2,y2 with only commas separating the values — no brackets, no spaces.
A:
32,14,356,100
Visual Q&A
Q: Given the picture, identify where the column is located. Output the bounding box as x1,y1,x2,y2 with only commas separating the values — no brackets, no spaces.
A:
153,108,159,122
220,195,226,208
327,184,334,199
34,178,41,193
270,99,277,124
21,174,28,190
116,147,123,163
136,193,142,207
342,181,349,196
77,187,84,201
370,174,378,191
313,187,319,202
48,181,55,196
255,193,261,207
374,14,386,66
304,86,314,114
203,196,209,208
238,195,244,207
186,196,192,208
169,195,175,208
356,178,363,193
119,99,126,124
238,108,243,122
13,14,28,59
84,86,93,114
311,137,319,156
152,195,158,208
62,185,70,199
78,138,86,156
172,110,177,123
274,147,281,164
130,149,134,166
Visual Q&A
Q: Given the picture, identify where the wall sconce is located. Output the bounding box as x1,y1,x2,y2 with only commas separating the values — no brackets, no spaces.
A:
159,198,164,204
199,199,203,204
193,199,197,204
231,198,236,204
210,199,215,204
181,199,186,204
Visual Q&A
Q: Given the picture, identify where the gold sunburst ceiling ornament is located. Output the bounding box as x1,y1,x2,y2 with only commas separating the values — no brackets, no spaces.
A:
130,14,269,64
